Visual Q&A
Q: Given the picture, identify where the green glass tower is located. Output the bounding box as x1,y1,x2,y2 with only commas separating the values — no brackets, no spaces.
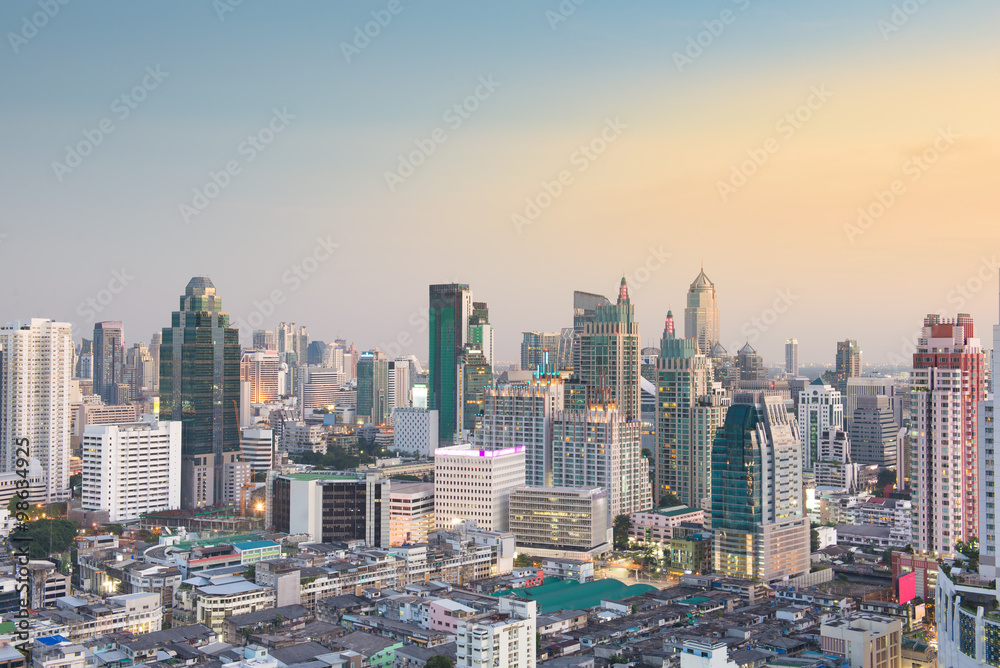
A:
429,283,471,445
357,350,389,425
159,277,241,508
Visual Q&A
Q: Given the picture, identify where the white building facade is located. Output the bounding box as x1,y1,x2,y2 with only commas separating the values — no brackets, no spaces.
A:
434,443,525,532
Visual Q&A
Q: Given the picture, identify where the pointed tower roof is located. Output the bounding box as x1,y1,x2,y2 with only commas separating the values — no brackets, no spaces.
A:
710,341,728,357
690,268,714,291
809,376,830,386
617,276,629,305
738,341,757,355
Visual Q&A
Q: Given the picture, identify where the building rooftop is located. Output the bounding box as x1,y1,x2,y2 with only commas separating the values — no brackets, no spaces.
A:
333,630,399,656
234,540,280,551
225,605,309,626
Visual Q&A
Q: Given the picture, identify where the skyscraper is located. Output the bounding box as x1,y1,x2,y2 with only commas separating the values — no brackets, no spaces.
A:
684,267,720,355
455,346,492,441
241,350,280,404
429,283,472,444
148,331,161,395
980,291,1000,579
736,343,768,385
911,313,984,557
835,340,862,394
571,290,611,372
159,277,241,508
797,378,844,471
93,321,125,405
712,394,809,582
468,301,494,370
520,332,561,372
577,278,641,421
785,339,799,376
849,396,898,466
0,319,73,503
252,329,274,351
357,350,390,425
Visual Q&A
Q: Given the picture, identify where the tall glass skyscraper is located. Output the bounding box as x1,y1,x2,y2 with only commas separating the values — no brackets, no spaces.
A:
159,277,241,508
577,278,641,421
357,349,389,426
684,268,720,355
429,283,471,444
93,321,125,405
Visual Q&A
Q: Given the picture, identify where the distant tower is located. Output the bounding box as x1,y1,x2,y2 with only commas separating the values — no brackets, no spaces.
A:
93,321,125,405
835,340,862,393
785,339,799,376
797,378,844,472
429,284,473,444
159,277,241,508
685,267,720,355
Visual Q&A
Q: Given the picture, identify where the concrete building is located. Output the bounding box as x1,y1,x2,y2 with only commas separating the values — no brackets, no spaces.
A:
911,314,985,557
0,319,74,503
815,427,858,491
785,339,799,376
821,613,902,668
389,482,435,547
456,597,536,668
684,269,720,356
269,472,389,546
393,408,439,457
712,394,810,583
281,422,326,455
507,486,610,559
850,396,899,466
434,443,525,532
629,505,704,544
27,560,70,609
845,377,897,428
981,290,1000,579
520,332,562,372
836,340,863,394
798,378,844,472
81,415,182,522
240,428,274,472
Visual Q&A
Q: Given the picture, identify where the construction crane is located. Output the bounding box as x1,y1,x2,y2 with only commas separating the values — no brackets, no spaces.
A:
232,400,255,517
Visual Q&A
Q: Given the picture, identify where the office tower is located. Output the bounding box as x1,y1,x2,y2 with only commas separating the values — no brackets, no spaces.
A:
241,350,280,404
571,290,611,371
0,319,73,503
551,405,651,517
77,338,93,379
577,278,641,421
393,407,439,457
785,339,799,376
708,342,735,386
477,376,565,486
469,301,494,369
520,332,562,372
835,340,863,393
821,614,902,668
306,340,326,366
93,321,125,405
508,486,610,559
557,328,575,371
981,291,1000,579
389,358,411,414
412,383,429,409
252,329,274,351
736,343,768,384
429,283,473,444
434,443,525,532
159,277,241,509
845,377,896,428
815,427,858,490
389,481,435,546
295,325,309,365
655,310,717,506
911,313,984,557
850,396,898,466
299,366,341,415
324,344,345,373
240,428,274,472
456,598,537,668
81,415,182,522
684,267,720,355
124,342,155,398
346,342,359,383
357,350,390,425
276,322,296,363
270,472,388,546
455,347,492,441
148,332,161,395
712,394,809,582
797,378,844,471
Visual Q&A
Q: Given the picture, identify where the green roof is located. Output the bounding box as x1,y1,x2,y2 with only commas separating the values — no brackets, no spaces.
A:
234,540,280,551
283,472,361,481
492,578,655,614
173,532,268,550
0,622,15,635
652,505,698,517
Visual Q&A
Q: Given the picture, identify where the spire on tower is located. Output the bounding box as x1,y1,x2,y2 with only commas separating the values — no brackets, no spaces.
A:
618,276,629,305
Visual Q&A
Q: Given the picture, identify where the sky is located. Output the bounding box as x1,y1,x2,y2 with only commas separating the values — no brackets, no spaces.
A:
1,0,998,367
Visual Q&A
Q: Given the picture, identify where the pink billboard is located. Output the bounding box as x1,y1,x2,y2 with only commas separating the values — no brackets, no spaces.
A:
898,571,916,604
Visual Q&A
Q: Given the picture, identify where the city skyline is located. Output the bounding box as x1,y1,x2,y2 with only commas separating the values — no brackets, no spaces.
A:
2,1,997,366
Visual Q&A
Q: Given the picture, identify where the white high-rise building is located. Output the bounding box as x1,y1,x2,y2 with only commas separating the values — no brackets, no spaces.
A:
241,428,274,472
981,297,1000,578
845,377,897,428
389,359,411,417
81,416,182,522
241,350,280,404
798,378,844,471
815,427,858,490
456,598,536,668
389,481,434,547
785,339,798,376
434,443,525,532
393,407,438,457
0,319,74,503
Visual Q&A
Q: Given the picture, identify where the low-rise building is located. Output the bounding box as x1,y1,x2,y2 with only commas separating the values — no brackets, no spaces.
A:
821,613,902,668
541,559,594,584
629,506,704,544
508,486,610,559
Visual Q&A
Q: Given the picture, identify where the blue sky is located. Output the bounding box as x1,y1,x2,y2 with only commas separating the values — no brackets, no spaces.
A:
2,0,998,365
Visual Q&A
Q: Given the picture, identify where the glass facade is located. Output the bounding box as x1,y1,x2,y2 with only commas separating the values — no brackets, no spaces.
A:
429,284,470,445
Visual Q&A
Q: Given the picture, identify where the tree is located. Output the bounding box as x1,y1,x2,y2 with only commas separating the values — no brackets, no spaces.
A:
658,493,682,508
613,514,632,550
810,527,820,552
426,656,454,668
641,448,652,459
15,519,77,559
513,554,534,568
873,468,896,497
104,524,125,536
956,538,980,571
